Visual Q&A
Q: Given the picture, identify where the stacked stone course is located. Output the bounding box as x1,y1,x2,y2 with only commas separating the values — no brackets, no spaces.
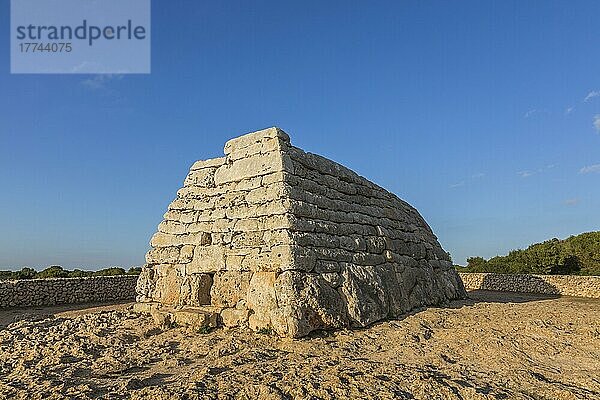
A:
136,127,466,337
460,272,600,298
0,275,138,308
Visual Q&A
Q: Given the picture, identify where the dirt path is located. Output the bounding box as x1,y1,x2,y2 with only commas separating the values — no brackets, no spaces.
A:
0,291,599,399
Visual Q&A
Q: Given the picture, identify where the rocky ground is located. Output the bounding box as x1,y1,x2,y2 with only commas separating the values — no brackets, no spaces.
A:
0,291,598,400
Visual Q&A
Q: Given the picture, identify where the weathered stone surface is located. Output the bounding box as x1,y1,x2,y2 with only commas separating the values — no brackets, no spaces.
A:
190,157,225,171
211,271,251,307
247,272,278,330
223,127,290,155
136,127,467,337
340,264,389,327
179,273,212,306
214,151,286,185
0,275,138,308
272,271,348,337
173,309,218,330
220,307,250,328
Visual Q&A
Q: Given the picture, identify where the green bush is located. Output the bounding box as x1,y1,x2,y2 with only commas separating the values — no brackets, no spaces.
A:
92,267,126,276
457,231,600,276
12,267,37,280
37,265,69,279
127,267,142,275
67,269,93,278
0,265,142,281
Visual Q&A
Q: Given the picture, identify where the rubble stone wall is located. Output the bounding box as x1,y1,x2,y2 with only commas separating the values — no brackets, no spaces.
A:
0,275,138,308
459,272,600,298
137,127,466,337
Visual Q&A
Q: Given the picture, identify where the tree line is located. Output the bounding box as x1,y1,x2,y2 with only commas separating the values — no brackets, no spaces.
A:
0,265,142,281
456,231,600,276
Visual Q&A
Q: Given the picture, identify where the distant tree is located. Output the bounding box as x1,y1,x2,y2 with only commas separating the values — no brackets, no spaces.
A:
127,267,142,275
465,257,487,272
67,269,93,278
549,255,581,275
14,267,37,279
38,265,68,278
93,267,126,276
455,231,600,276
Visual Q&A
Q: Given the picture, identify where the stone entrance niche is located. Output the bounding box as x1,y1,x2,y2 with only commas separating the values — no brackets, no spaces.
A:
135,127,466,337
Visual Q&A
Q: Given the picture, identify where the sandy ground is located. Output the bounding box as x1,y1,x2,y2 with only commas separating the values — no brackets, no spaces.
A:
0,291,599,400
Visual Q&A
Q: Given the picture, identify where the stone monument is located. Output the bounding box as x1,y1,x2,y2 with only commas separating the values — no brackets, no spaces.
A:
136,127,466,337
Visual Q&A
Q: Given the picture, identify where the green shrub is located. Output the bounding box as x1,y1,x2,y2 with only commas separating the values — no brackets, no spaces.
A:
127,267,142,275
67,269,93,278
14,267,38,279
457,231,600,275
92,267,126,276
0,265,140,281
37,265,68,279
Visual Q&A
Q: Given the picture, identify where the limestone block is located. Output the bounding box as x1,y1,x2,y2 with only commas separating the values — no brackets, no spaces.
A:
261,171,287,186
262,230,293,247
135,266,155,302
186,221,213,233
223,127,289,155
314,260,340,273
192,198,216,211
191,157,226,171
313,247,353,263
210,219,234,233
173,309,218,329
150,232,177,248
145,246,181,264
152,269,183,305
245,184,284,204
211,271,252,307
340,264,389,327
365,236,386,254
233,218,259,232
352,252,386,266
270,245,316,272
246,271,278,329
214,151,286,185
178,273,212,306
168,198,195,211
178,244,195,264
220,308,250,328
158,220,188,235
234,176,263,191
254,200,287,217
227,136,282,161
321,272,342,288
271,271,348,337
225,254,245,270
230,231,265,248
188,245,225,273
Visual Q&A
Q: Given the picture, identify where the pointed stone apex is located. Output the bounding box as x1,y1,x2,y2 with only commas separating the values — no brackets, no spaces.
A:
224,127,290,155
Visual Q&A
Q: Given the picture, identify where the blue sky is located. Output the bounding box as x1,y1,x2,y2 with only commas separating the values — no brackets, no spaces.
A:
1,0,599,269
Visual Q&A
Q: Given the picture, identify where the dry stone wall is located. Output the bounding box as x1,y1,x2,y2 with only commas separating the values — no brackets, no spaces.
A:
459,272,600,298
0,276,138,308
137,127,466,337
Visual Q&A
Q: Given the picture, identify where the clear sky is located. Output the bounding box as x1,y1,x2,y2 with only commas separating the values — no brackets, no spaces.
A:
1,1,599,270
